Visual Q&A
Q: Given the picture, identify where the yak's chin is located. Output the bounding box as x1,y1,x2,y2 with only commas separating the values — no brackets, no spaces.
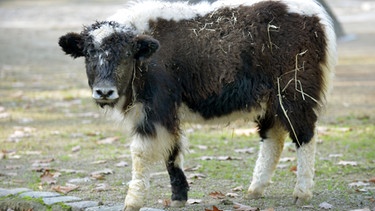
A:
94,99,118,108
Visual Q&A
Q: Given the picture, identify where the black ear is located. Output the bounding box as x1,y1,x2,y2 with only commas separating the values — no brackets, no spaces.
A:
58,32,84,58
133,35,160,61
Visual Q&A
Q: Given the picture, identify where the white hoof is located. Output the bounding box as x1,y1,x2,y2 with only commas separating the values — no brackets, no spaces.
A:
170,200,186,207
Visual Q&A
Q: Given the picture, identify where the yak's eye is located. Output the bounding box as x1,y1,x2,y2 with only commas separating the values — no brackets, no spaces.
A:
125,51,131,58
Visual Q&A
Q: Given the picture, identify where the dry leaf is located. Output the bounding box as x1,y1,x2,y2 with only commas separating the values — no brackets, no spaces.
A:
187,199,202,204
369,177,375,183
205,205,223,211
328,154,343,158
184,165,202,172
232,186,244,192
319,202,333,209
115,161,129,167
201,156,215,160
52,184,79,194
209,191,225,199
217,156,242,161
197,145,208,150
40,170,57,185
226,192,239,198
348,208,371,211
158,199,171,207
71,145,81,153
349,181,369,187
93,183,111,192
233,128,258,136
97,136,119,145
90,169,113,179
234,148,255,154
338,161,358,166
279,157,296,162
290,165,297,173
91,160,107,165
188,173,207,180
233,202,260,211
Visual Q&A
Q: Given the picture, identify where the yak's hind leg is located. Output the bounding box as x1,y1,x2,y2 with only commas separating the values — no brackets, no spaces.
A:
293,133,316,205
165,135,189,207
247,121,288,198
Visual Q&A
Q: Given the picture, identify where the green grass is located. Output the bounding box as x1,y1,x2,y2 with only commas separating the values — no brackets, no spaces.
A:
1,67,374,210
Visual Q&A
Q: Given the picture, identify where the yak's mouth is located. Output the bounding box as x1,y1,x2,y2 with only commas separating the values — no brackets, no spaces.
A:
95,99,119,108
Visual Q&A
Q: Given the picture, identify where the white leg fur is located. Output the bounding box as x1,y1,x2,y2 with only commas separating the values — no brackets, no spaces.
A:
124,125,177,211
247,125,287,198
293,134,316,205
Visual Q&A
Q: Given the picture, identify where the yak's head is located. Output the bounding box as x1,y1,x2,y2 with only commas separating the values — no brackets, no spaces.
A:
59,21,159,108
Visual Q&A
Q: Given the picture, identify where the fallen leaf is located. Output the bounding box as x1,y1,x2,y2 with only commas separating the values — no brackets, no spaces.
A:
233,202,260,211
201,156,215,160
5,165,21,170
232,186,244,192
217,156,242,161
349,181,370,187
197,145,208,150
52,184,79,194
35,158,55,163
40,170,57,185
348,208,371,211
319,202,333,209
209,191,225,199
184,165,202,172
369,177,375,183
226,192,239,198
205,205,223,211
158,199,171,207
188,173,207,180
234,148,255,154
71,145,81,153
279,157,296,162
187,199,202,204
233,128,258,136
328,154,343,158
115,161,129,167
91,160,107,165
290,165,297,173
338,161,358,166
93,183,111,192
68,177,91,184
90,169,113,180
97,136,119,145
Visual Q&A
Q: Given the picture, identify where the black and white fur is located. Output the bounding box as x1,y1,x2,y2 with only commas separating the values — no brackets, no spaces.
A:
58,0,336,210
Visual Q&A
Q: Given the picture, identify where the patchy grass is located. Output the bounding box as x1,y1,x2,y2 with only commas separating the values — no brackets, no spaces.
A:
1,66,374,210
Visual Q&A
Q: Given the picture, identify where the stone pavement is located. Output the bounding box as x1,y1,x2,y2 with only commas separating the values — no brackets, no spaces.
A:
0,188,163,211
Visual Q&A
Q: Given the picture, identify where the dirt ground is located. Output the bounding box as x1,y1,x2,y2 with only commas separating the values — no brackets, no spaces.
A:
1,0,375,210
1,0,374,122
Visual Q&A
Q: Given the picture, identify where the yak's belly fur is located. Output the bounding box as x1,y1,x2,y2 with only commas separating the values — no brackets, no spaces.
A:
178,103,266,125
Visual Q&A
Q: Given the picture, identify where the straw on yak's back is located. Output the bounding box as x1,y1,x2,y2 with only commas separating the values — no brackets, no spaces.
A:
59,0,336,210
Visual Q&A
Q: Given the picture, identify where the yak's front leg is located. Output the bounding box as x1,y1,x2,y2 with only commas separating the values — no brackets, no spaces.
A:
166,136,189,207
124,135,154,211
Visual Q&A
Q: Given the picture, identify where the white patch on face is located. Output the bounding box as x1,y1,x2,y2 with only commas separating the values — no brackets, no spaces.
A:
89,23,117,45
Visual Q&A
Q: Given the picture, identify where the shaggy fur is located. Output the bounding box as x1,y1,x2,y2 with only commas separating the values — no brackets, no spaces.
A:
58,0,336,210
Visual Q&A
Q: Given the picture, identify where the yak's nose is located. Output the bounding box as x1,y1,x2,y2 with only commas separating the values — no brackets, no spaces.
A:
92,87,119,100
